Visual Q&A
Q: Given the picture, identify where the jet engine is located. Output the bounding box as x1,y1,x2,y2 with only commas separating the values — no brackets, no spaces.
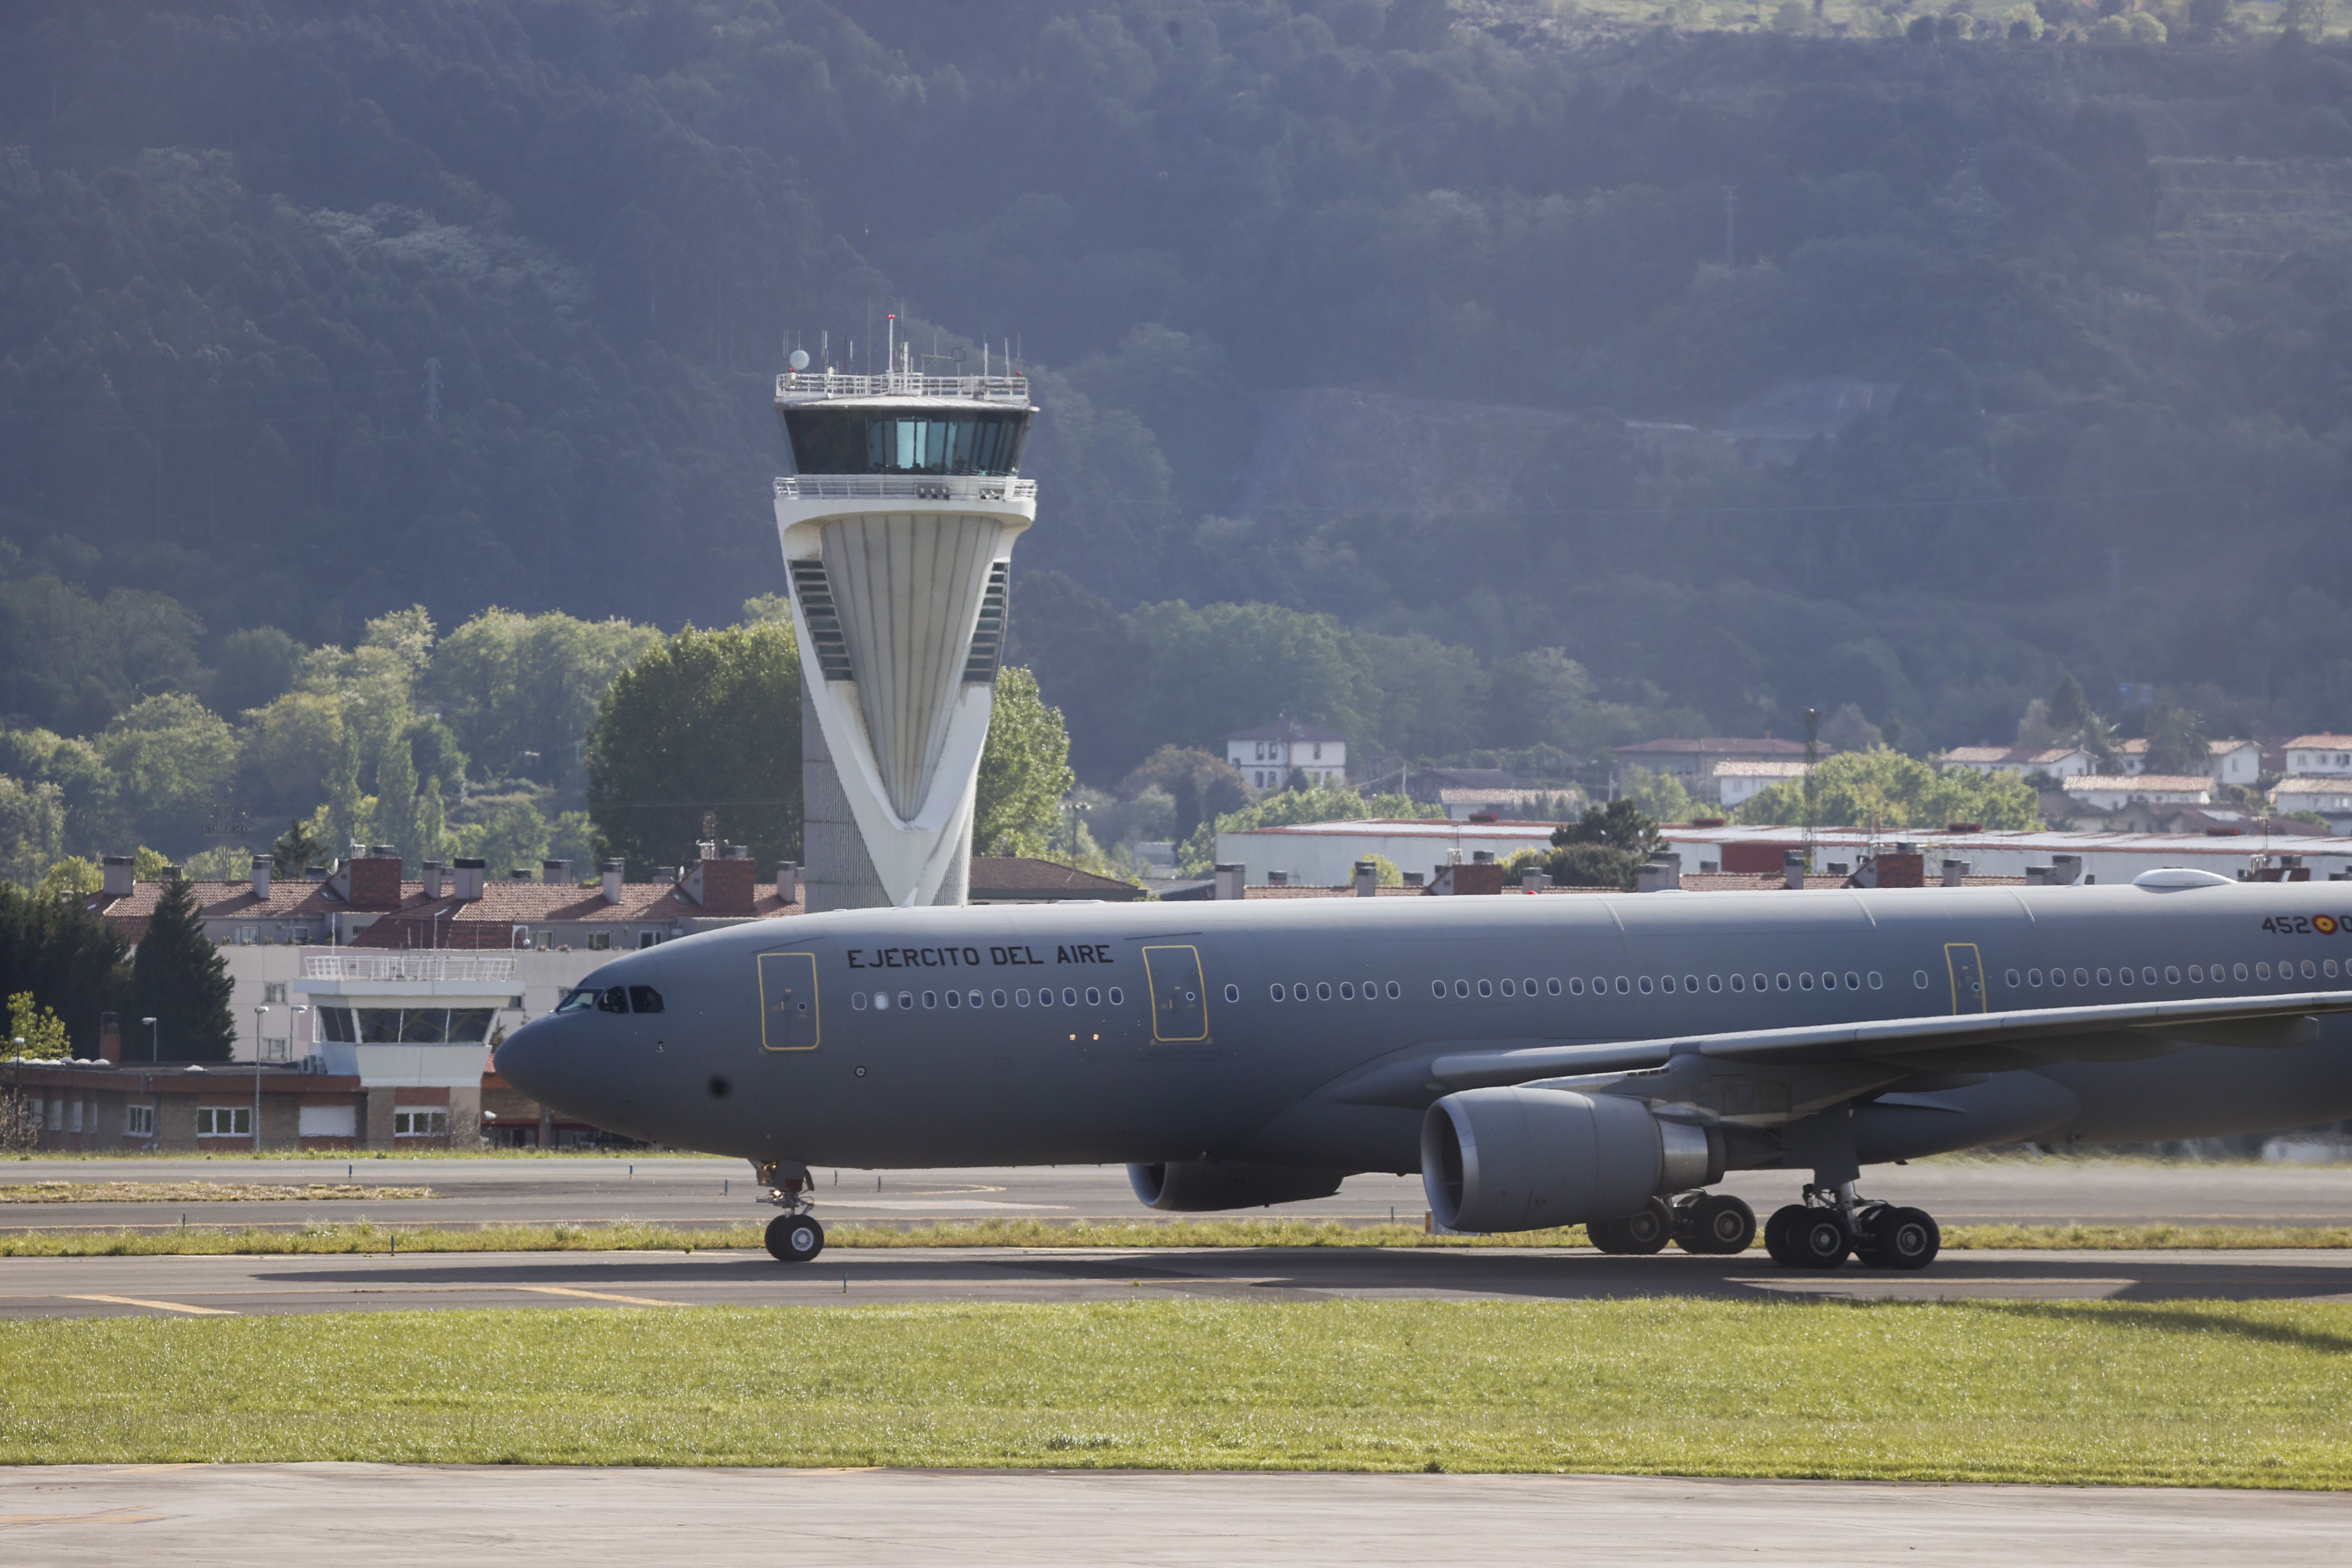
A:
1128,1160,1351,1212
1421,1087,1722,1234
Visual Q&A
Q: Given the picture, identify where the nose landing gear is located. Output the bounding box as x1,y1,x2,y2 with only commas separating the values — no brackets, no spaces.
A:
753,1160,826,1264
1764,1184,1940,1270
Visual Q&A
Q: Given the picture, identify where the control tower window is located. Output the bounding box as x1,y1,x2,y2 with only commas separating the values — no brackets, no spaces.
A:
783,408,1030,476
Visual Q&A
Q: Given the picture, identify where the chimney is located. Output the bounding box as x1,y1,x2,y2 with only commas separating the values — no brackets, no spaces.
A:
1784,849,1807,890
346,851,402,910
101,855,134,897
727,844,750,860
542,859,571,885
1941,858,1970,888
421,862,446,899
1354,860,1378,897
1213,863,1246,901
1520,867,1547,894
452,858,486,901
775,862,800,904
2052,854,2083,886
603,858,626,905
683,851,756,915
98,1011,120,1065
249,856,271,901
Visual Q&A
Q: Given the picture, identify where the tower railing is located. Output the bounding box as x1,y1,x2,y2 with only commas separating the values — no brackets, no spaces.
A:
775,370,1030,404
774,475,1037,503
300,953,516,983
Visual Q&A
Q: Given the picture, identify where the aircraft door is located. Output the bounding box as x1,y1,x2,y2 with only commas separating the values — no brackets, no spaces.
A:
1142,945,1209,1043
1943,943,1987,1014
758,952,821,1051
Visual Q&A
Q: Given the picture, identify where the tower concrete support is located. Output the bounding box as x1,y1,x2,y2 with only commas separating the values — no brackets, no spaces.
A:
772,363,1036,911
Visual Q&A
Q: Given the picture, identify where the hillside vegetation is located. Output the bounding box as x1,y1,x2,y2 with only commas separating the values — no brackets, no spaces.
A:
5,2,2352,783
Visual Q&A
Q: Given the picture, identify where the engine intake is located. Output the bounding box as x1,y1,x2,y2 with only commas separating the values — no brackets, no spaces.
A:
1127,1160,1351,1212
1421,1087,1722,1234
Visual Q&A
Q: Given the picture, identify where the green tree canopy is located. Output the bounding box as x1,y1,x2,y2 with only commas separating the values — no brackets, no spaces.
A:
974,668,1076,859
2143,706,2212,777
132,873,234,1063
1735,749,2040,830
0,881,127,1058
429,609,662,788
586,622,802,876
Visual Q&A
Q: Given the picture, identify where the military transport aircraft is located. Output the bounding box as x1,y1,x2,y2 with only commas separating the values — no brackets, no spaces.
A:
493,868,2352,1270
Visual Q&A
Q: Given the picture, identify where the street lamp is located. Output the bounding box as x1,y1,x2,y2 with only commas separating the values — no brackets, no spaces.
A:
291,1004,309,1069
251,1004,269,1154
141,1017,157,1062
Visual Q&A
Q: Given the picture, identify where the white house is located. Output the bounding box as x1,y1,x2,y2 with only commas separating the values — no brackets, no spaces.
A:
2062,774,2214,812
1711,760,1811,809
2272,777,2352,819
1226,721,1347,791
2285,735,2352,778
2114,737,2262,784
1938,745,2095,779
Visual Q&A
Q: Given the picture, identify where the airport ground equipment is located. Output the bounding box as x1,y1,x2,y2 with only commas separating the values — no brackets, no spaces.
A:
498,871,2352,1267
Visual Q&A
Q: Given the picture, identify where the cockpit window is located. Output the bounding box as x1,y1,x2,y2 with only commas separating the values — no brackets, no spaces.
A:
596,986,628,1014
628,985,664,1014
555,989,595,1014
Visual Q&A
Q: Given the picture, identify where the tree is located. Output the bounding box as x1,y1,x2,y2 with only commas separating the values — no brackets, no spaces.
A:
1541,802,1662,889
0,776,64,886
210,626,304,715
2143,706,2211,777
0,882,129,1057
35,856,100,899
460,801,551,880
1120,746,1254,846
1617,765,1696,824
1736,750,2040,830
429,609,660,787
99,694,238,851
974,668,1075,858
131,873,235,1062
586,622,802,875
5,991,70,1059
272,813,328,877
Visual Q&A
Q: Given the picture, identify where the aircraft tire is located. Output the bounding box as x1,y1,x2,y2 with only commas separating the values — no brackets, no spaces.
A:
1762,1204,1807,1265
766,1213,826,1264
1675,1194,1756,1255
1856,1207,1940,1271
1589,1198,1672,1255
1782,1210,1852,1270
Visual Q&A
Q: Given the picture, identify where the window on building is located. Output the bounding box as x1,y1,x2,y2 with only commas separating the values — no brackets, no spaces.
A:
588,932,611,951
260,1038,289,1063
68,1100,82,1133
263,982,288,1004
126,1104,155,1137
393,1107,449,1137
196,1106,252,1137
236,927,257,945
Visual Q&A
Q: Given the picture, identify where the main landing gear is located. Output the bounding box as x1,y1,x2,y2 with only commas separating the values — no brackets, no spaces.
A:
1764,1184,1939,1271
754,1160,825,1263
1588,1191,1758,1255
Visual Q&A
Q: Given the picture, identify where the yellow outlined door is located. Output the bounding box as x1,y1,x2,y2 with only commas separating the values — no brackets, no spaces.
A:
758,952,821,1050
1944,943,1986,1014
1142,945,1209,1043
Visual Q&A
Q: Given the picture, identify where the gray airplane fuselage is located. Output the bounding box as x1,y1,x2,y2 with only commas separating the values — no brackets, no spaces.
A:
491,879,2352,1182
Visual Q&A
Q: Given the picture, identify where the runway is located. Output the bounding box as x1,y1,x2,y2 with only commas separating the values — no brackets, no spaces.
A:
4,1464,2349,1565
4,1243,2351,1317
3,1155,2350,1234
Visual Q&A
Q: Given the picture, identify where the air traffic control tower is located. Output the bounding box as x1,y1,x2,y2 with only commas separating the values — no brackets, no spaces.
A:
772,343,1037,910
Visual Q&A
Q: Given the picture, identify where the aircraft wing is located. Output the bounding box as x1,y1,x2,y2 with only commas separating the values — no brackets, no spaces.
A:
1354,990,2352,1099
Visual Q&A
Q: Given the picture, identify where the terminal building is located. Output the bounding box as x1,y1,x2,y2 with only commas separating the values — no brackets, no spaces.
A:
772,341,1038,910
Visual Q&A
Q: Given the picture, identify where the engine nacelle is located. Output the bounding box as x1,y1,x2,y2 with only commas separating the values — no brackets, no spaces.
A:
1421,1087,1722,1234
1127,1160,1351,1212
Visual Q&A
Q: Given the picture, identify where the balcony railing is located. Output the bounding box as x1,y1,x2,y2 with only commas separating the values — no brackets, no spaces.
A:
775,370,1029,404
301,954,516,983
774,475,1037,504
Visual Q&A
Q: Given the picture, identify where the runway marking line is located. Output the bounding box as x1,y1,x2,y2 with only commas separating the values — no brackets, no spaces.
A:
63,1294,235,1316
518,1285,689,1307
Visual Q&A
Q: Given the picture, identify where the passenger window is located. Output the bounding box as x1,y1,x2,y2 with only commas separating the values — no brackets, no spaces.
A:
1499,979,1515,997
1108,987,1124,1005
2098,969,2113,986
1913,971,1929,989
1867,971,1883,989
1708,976,1722,993
1341,982,1357,1000
1431,980,1447,998
1569,978,1585,995
1777,974,1793,991
1456,980,1471,998
922,991,937,1009
2328,960,2342,980
897,991,913,1009
1845,972,1860,991
1546,979,1559,996
2302,960,2317,980
2027,969,2042,986
2006,969,2021,988
1730,974,1745,992
628,985,663,1014
1638,977,1654,995
1318,982,1333,1001
2165,966,2180,984
1387,981,1401,999
2257,963,2271,981
2051,968,2067,987
1015,989,1031,1006
1271,985,1287,1002
852,992,869,1011
1753,974,1768,992
1527,977,1540,995
596,987,628,1014
993,989,1008,1007
2116,968,2131,987
1614,977,1630,995
1478,980,1494,998
1040,989,1056,1007
1685,976,1698,993
2189,966,2203,982
1657,976,1672,994
2233,964,2248,981
946,991,961,1008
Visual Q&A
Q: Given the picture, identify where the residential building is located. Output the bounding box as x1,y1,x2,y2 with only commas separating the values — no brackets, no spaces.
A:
1613,738,1807,802
2272,777,2352,824
2113,737,2262,784
1938,745,2095,779
2060,775,2216,812
1711,760,1810,809
965,856,1145,902
1225,720,1346,790
2284,735,2352,777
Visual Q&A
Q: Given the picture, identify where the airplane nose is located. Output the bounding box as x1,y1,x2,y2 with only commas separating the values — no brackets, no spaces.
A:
493,1015,564,1103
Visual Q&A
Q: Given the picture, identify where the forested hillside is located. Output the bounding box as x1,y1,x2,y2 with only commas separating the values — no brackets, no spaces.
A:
6,0,2352,801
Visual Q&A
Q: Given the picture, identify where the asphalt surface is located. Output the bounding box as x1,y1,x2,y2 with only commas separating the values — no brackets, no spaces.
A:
2,1156,2351,1232
5,1243,2351,1317
4,1465,2349,1565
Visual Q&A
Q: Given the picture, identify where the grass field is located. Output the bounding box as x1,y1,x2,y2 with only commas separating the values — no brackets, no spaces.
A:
0,1216,2345,1256
1,1297,2347,1485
